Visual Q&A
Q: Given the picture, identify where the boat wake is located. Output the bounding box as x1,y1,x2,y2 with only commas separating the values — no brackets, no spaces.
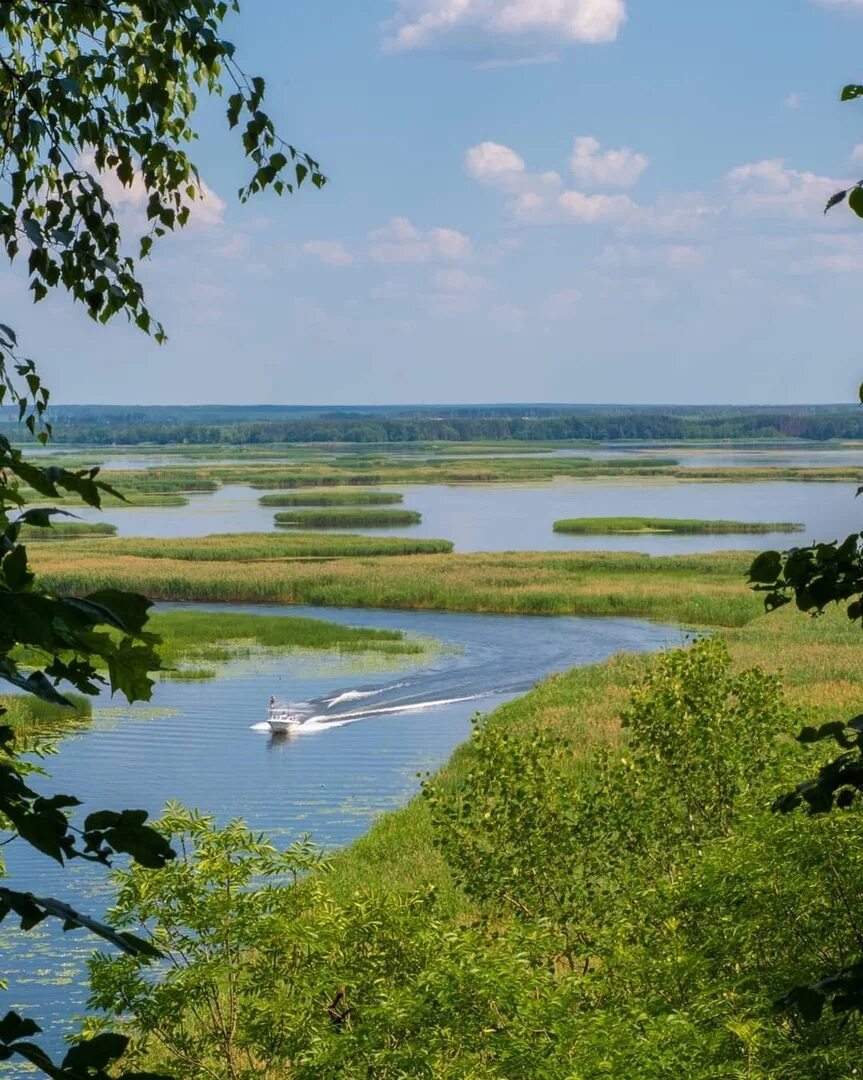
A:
250,682,492,735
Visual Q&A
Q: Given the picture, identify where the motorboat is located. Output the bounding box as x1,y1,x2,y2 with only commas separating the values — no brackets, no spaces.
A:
267,696,303,733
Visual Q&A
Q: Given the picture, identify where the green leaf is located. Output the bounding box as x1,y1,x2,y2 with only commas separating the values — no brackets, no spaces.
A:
848,187,863,219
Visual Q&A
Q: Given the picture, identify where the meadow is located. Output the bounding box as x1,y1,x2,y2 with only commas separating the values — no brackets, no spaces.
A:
274,508,422,528
552,516,805,534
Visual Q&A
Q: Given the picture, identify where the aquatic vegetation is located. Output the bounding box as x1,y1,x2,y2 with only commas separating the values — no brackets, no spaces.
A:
29,532,453,561
553,516,805,535
149,609,426,679
259,489,404,506
18,521,118,539
0,692,92,734
274,508,422,528
30,545,762,627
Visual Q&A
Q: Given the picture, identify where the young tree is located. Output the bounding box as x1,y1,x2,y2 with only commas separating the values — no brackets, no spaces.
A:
0,5,324,1076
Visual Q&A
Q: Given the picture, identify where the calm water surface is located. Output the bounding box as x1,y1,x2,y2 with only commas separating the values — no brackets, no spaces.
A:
67,478,863,554
2,603,676,1059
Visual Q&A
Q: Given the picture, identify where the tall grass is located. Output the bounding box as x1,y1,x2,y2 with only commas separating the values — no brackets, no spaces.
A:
19,521,118,539
259,490,404,507
150,609,424,678
31,533,453,562
30,545,761,628
0,692,92,734
274,508,422,528
553,517,805,535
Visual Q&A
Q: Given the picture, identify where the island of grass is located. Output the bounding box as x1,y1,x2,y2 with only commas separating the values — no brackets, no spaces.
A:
260,490,404,507
149,609,427,679
552,516,805,535
33,532,452,561
20,521,118,540
275,508,422,529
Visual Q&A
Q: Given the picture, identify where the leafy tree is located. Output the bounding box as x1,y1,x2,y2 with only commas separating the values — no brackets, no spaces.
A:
0,4,324,1076
746,78,863,1025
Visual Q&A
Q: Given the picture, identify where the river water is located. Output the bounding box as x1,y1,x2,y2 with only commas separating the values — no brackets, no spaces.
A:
65,478,863,554
2,603,675,1060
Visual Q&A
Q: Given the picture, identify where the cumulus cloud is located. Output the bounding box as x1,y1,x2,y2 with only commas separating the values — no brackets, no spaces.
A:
568,136,648,189
726,158,846,219
368,217,471,263
465,140,526,180
383,0,627,52
303,240,354,266
852,144,863,163
464,140,563,219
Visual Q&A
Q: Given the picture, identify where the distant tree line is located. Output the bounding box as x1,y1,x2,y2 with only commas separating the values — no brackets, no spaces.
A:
9,409,863,445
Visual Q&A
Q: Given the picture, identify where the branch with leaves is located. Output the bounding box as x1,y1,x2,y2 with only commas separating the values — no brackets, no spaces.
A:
0,4,326,1076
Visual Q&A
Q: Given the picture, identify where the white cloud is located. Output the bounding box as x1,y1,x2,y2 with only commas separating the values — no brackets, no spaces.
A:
303,240,354,266
464,140,562,221
852,145,863,163
465,141,526,180
784,92,803,109
368,217,471,263
559,189,636,223
726,158,846,219
383,0,627,52
569,135,648,189
76,150,225,229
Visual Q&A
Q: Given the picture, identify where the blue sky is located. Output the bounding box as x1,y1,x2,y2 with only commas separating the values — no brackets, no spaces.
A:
11,0,863,404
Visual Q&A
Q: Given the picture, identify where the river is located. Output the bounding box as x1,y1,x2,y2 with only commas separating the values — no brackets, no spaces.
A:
2,603,675,1061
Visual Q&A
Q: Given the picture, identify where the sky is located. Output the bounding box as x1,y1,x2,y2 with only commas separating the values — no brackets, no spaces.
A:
9,0,863,405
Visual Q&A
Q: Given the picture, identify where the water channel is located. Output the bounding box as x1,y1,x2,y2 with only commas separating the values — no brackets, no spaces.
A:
2,603,676,1060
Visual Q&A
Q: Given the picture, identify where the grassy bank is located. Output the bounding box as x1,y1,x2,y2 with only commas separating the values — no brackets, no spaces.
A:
274,508,422,529
553,516,805,535
150,609,425,679
324,600,863,906
260,490,404,507
30,542,760,627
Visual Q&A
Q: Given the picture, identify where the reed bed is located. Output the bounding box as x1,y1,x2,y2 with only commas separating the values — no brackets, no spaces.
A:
150,609,424,678
80,458,863,498
0,692,92,735
33,533,453,562
553,516,805,535
259,490,404,507
274,508,422,529
19,521,118,539
30,546,761,628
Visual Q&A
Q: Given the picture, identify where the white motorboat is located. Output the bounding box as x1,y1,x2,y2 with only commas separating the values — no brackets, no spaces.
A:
267,696,303,733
